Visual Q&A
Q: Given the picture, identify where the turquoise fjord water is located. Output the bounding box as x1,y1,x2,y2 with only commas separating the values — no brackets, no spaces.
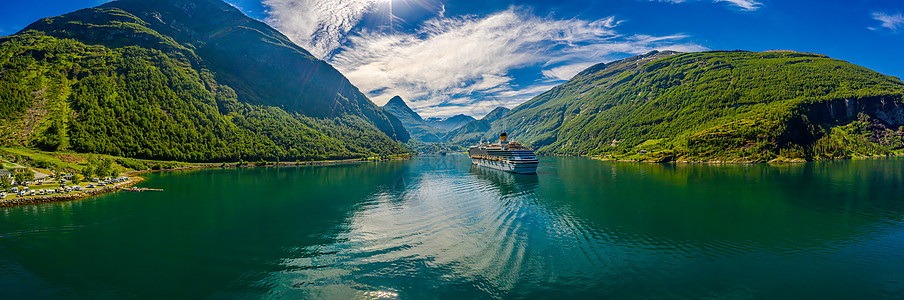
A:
1,156,903,299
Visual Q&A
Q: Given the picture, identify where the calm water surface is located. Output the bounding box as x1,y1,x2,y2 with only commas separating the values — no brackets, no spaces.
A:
1,155,903,299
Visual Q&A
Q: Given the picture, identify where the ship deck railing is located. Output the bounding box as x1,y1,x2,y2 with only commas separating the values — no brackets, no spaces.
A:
470,155,539,162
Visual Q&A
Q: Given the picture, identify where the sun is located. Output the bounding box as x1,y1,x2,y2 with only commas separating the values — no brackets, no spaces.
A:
369,0,440,32
371,0,397,31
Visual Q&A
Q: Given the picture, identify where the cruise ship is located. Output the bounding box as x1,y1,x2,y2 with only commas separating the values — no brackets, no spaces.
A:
468,132,539,174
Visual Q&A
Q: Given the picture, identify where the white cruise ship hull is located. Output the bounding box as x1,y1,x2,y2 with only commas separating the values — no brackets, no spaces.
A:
471,158,538,174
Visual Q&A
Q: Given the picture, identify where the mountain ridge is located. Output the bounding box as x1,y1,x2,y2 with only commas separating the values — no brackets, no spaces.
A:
446,50,904,162
382,96,447,143
0,0,409,161
426,114,477,131
383,96,423,123
481,107,510,123
22,0,408,141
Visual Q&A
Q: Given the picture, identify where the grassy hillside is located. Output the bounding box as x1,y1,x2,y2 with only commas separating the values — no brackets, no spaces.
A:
448,50,904,162
0,0,409,162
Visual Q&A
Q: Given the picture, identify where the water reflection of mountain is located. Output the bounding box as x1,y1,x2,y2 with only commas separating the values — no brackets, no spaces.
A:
543,157,904,250
0,162,413,299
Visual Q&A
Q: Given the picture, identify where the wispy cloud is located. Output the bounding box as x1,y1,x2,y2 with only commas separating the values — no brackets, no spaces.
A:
263,3,705,117
714,0,762,11
654,0,762,11
328,8,704,117
871,12,904,31
263,0,382,58
542,63,595,81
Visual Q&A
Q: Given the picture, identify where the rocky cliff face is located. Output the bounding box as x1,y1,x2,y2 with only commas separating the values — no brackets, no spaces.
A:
805,96,904,126
796,96,904,151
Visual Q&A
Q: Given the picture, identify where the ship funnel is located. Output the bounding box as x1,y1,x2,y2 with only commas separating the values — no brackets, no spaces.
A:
500,132,508,144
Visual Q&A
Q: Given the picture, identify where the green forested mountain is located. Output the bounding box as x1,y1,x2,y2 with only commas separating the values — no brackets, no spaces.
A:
382,96,445,143
0,0,409,161
447,50,904,162
481,107,510,123
383,96,422,123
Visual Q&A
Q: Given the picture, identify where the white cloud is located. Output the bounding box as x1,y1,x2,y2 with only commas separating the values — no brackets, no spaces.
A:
714,0,762,11
417,105,478,118
263,0,382,58
260,1,710,117
415,95,532,118
654,0,762,11
543,63,596,80
261,3,706,117
327,8,705,117
872,12,904,31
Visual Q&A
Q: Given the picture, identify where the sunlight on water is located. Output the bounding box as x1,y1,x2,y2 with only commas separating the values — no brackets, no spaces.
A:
269,162,547,298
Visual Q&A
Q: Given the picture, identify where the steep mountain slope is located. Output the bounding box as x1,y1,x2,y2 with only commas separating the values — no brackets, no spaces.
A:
383,96,422,124
382,96,445,143
448,50,904,162
23,0,407,140
0,0,408,161
481,107,510,123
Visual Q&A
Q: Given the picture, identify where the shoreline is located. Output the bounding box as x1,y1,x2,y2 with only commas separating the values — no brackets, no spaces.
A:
0,176,145,208
6,153,899,208
1,155,411,208
125,155,412,175
589,153,904,164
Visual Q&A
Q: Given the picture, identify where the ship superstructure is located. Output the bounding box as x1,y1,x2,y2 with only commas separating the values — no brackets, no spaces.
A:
468,132,539,174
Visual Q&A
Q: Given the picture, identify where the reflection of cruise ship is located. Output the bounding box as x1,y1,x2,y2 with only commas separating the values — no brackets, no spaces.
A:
468,132,539,174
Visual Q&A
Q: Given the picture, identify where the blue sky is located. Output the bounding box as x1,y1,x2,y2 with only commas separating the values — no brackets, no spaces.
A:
1,0,903,118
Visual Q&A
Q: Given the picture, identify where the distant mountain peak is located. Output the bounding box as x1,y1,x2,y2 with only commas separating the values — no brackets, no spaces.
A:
386,95,408,108
427,114,477,131
383,95,423,123
380,96,456,142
